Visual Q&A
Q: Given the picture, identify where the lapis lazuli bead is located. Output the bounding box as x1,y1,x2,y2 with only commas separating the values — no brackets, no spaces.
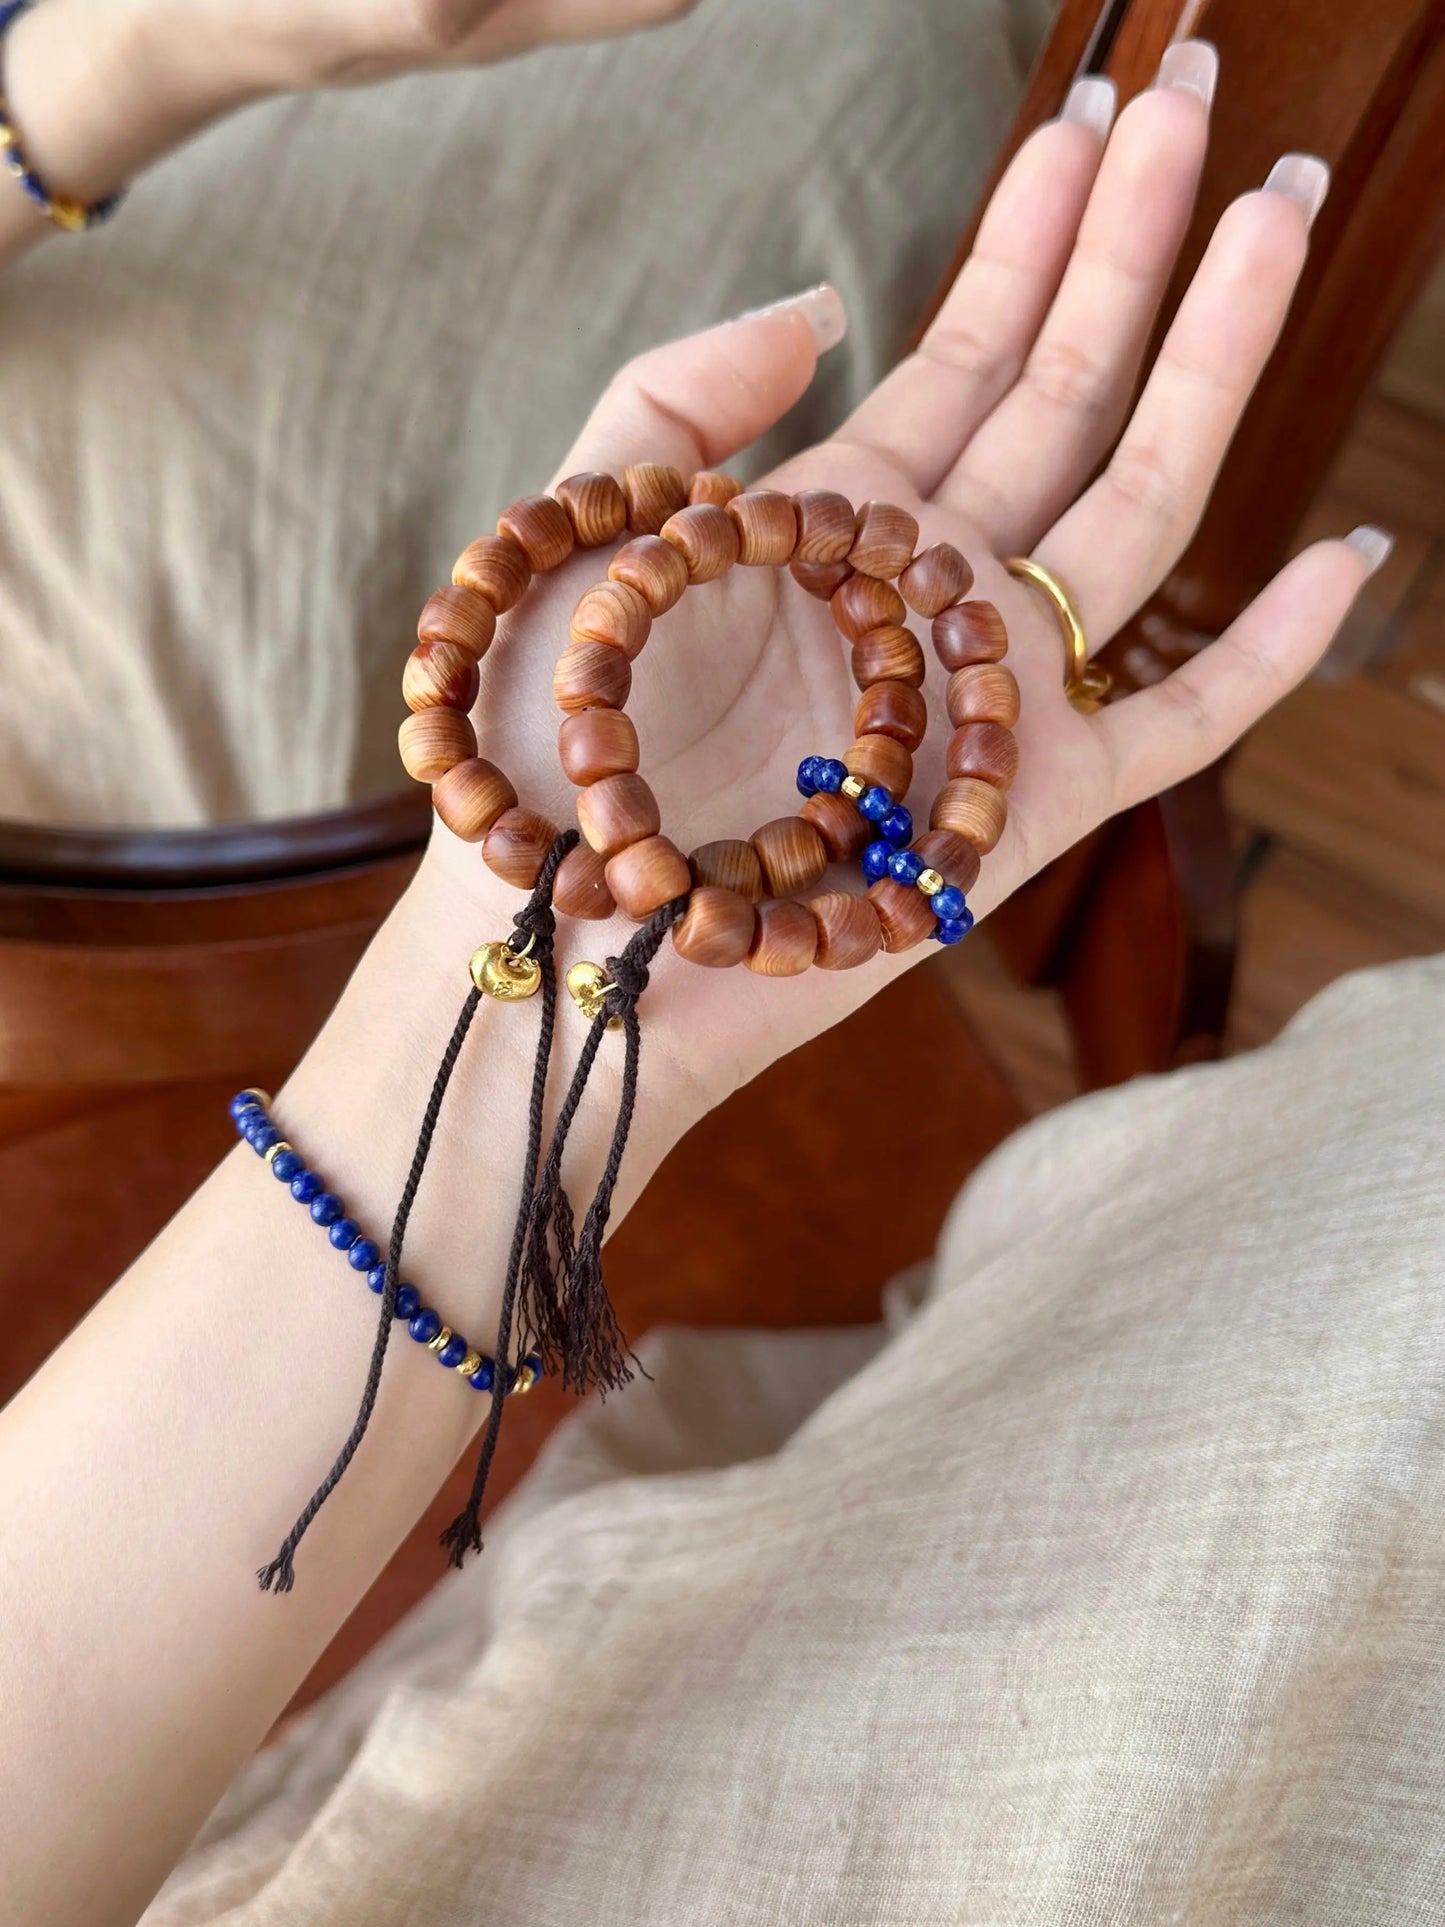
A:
879,806,913,847
270,1149,303,1184
796,755,824,798
248,1123,280,1155
437,1334,468,1369
861,840,893,883
328,1217,360,1251
888,848,925,885
523,1353,543,1379
394,1283,421,1322
469,1359,495,1392
859,785,893,823
930,884,967,922
817,758,848,794
290,1169,323,1204
408,1308,442,1345
229,1092,263,1121
348,1237,380,1272
367,1263,388,1295
310,1191,344,1227
933,913,973,946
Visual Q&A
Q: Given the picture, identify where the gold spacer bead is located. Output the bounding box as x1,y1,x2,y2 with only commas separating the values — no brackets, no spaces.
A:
840,774,867,801
915,868,944,897
426,1324,453,1355
263,1139,293,1167
49,198,90,234
457,1348,483,1378
511,1364,538,1397
240,1087,272,1110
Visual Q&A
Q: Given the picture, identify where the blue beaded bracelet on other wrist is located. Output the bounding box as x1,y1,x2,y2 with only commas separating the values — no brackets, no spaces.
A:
0,0,127,232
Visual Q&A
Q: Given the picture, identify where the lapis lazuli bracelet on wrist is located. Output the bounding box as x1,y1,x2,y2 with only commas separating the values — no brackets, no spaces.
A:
229,1089,542,1398
0,0,127,232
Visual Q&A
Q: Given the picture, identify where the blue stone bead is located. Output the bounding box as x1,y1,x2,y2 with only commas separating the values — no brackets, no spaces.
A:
310,1191,344,1227
367,1263,388,1295
469,1359,496,1392
290,1169,323,1204
930,884,967,922
270,1149,303,1184
229,1091,263,1121
248,1123,280,1155
328,1217,360,1251
408,1308,442,1345
933,913,973,946
879,806,913,848
796,756,823,798
858,784,893,823
437,1334,468,1369
888,848,925,885
523,1353,543,1380
348,1237,380,1272
816,758,848,794
861,839,893,883
394,1283,421,1321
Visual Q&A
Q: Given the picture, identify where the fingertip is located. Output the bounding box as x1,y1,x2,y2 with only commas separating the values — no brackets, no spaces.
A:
738,283,847,356
1344,524,1394,576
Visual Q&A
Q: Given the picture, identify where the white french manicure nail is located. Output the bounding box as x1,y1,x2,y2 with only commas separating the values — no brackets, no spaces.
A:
1345,524,1393,574
1155,38,1219,109
1263,152,1331,229
742,284,848,354
1060,75,1117,139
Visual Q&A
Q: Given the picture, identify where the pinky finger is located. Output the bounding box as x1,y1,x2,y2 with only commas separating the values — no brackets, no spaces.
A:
1098,528,1391,811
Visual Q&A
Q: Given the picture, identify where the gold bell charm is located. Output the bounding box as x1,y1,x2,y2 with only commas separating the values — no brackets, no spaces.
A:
470,938,543,1002
566,960,623,1030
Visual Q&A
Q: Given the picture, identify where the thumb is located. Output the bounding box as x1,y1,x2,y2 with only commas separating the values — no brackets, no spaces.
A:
550,284,847,484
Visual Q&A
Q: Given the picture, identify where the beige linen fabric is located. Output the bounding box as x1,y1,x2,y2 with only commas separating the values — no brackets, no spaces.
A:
0,0,1047,829
146,956,1445,1925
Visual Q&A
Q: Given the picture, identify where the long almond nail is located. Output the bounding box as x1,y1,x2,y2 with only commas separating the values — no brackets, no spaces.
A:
1345,524,1393,574
1060,75,1116,138
1263,153,1330,229
1155,39,1218,108
742,284,847,354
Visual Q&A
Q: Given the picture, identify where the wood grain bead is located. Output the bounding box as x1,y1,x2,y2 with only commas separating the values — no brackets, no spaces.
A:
402,639,480,713
672,885,756,966
554,471,628,547
848,500,919,579
609,534,690,615
431,757,517,841
929,777,1008,854
911,828,981,897
932,598,1008,670
576,773,660,860
688,469,743,508
808,891,884,970
899,542,974,617
830,572,906,642
417,584,496,659
605,834,691,920
623,462,687,535
851,625,926,691
866,877,937,953
553,842,615,920
750,816,827,897
726,489,798,566
945,721,1019,789
689,838,763,902
853,679,927,750
497,494,574,573
791,557,853,600
660,502,740,583
558,708,640,785
570,580,652,660
452,534,531,614
844,733,913,798
793,489,856,564
746,898,818,976
945,663,1021,728
553,640,632,715
398,707,476,782
799,790,871,862
482,808,559,888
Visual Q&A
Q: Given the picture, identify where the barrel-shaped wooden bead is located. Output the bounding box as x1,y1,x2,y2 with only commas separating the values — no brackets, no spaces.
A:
800,790,871,862
912,828,981,896
726,489,798,566
793,490,856,564
417,584,496,659
570,580,652,660
849,501,919,579
558,709,640,786
399,708,476,782
688,469,743,508
854,679,927,750
689,838,764,902
452,534,531,614
402,639,480,714
808,891,884,970
867,877,937,953
431,757,518,842
844,734,913,798
553,641,632,715
946,721,1019,789
945,663,1021,728
482,808,559,889
930,777,1008,854
750,816,828,897
791,557,853,601
553,842,615,920
747,898,818,976
609,534,690,615
554,471,628,547
830,572,906,642
672,885,757,966
933,599,1008,670
577,773,660,860
852,626,926,691
899,542,974,617
623,462,688,535
660,503,740,583
497,494,574,573
606,834,691,920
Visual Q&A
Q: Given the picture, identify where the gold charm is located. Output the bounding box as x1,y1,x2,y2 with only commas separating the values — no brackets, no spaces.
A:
566,960,623,1030
470,939,542,1002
